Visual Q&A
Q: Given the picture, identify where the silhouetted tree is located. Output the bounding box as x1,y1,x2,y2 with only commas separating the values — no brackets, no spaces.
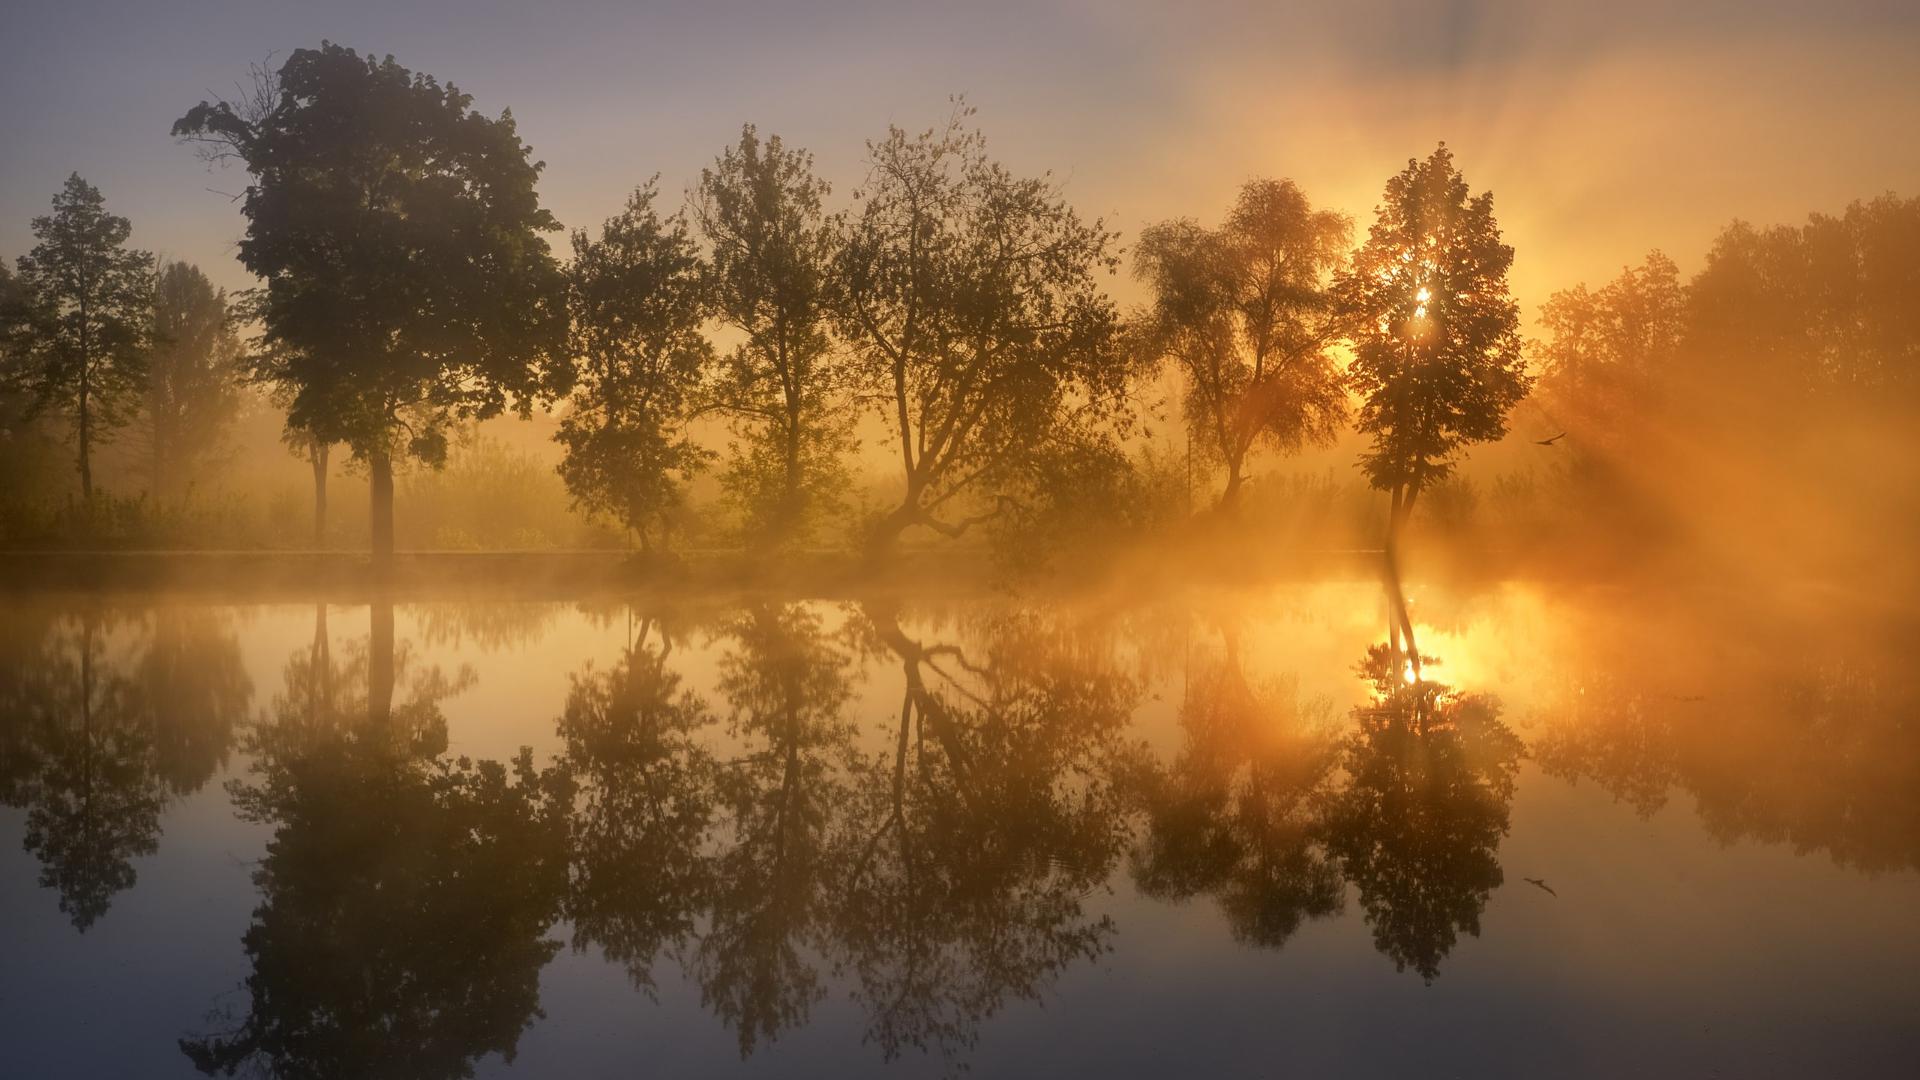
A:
837,108,1127,558
556,184,712,552
173,43,570,564
1687,195,1920,398
0,607,250,930
693,126,853,547
6,174,153,503
1338,146,1528,552
1133,179,1351,510
143,261,244,500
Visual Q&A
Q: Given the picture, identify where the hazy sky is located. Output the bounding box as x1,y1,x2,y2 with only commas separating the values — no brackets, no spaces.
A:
4,0,1917,312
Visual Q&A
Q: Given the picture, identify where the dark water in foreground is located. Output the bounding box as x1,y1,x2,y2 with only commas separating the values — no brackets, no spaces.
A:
2,579,1915,1078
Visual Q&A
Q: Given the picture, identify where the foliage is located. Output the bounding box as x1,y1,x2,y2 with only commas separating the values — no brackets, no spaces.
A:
173,43,570,555
1132,179,1351,509
144,261,245,499
1532,251,1683,453
7,174,154,501
837,106,1129,555
693,126,853,547
555,184,714,550
1686,194,1920,399
1338,146,1528,511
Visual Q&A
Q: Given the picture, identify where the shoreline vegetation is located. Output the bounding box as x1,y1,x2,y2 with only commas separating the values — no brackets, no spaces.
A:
2,45,1913,604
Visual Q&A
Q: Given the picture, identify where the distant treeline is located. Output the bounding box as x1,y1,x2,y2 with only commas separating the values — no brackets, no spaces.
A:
2,42,1914,574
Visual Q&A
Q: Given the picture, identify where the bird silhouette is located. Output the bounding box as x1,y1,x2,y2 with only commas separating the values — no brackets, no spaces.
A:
1523,876,1558,898
1535,432,1567,446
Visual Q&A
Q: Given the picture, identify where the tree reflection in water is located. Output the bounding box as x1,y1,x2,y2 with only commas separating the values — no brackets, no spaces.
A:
694,603,856,1054
1129,621,1347,948
0,605,250,931
1320,642,1523,982
181,603,571,1080
1130,602,1522,982
557,612,715,999
118,586,1911,1073
838,603,1140,1060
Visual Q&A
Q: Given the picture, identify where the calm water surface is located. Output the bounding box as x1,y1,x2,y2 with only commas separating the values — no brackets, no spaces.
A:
2,578,1915,1078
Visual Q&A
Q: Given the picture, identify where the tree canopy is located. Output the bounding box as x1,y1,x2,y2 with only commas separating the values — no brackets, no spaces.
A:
693,126,852,548
173,43,569,558
837,108,1129,556
1133,178,1351,510
1338,145,1528,535
555,184,714,551
7,174,153,502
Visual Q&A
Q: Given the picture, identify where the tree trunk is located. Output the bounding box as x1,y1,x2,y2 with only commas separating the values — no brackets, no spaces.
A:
369,446,394,568
866,499,921,565
1219,462,1245,513
310,441,329,549
783,414,803,541
78,388,94,506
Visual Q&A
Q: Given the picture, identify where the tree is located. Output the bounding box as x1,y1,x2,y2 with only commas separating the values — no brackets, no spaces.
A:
1338,146,1528,552
693,126,852,548
173,43,570,564
8,174,153,503
555,184,713,552
1133,179,1351,510
1533,251,1684,454
1687,195,1920,399
837,108,1128,558
3,614,163,931
144,261,244,500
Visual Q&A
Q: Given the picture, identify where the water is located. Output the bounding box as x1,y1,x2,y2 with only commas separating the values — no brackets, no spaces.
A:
2,578,1915,1078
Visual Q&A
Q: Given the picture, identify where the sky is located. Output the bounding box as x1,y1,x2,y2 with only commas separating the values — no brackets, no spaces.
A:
3,0,1918,314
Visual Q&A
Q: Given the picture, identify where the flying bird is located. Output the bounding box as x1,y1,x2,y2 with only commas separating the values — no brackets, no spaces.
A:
1523,876,1558,898
1535,432,1568,446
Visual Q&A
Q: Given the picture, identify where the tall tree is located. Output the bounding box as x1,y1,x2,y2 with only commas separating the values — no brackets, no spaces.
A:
555,184,713,553
837,109,1128,558
1133,179,1351,510
8,174,153,503
692,126,851,547
173,43,570,564
1337,146,1529,552
144,261,244,500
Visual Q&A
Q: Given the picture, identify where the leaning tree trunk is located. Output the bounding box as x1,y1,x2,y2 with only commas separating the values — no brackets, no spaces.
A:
369,446,394,569
1219,461,1245,513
